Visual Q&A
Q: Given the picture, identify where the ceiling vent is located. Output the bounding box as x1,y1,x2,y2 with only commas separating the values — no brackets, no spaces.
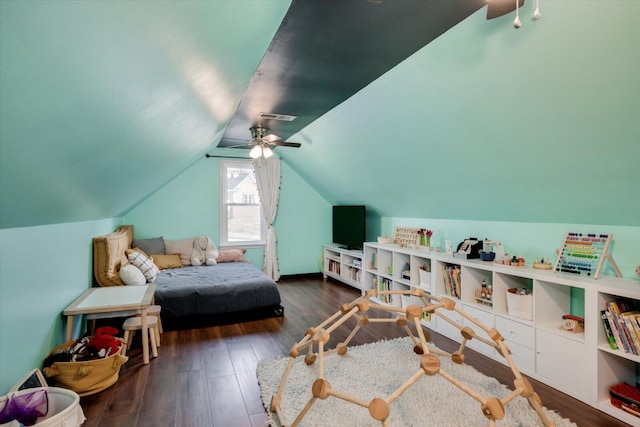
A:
258,112,297,122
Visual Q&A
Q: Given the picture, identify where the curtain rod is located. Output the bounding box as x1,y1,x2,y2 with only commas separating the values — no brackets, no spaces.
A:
205,154,251,160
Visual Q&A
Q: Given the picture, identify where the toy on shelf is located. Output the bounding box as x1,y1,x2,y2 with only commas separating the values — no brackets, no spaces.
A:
453,237,483,259
393,227,420,248
495,255,525,267
553,232,622,279
480,240,504,262
610,383,640,419
377,236,393,244
474,279,493,306
533,258,553,270
559,314,584,333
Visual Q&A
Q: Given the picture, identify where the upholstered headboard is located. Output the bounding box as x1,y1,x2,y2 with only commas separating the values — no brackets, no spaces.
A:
93,225,134,287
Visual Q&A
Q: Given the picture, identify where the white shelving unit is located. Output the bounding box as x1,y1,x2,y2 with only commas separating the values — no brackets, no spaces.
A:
323,245,364,291
364,244,435,328
363,242,640,425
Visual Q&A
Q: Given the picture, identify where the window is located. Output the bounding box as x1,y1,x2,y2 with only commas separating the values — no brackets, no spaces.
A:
220,160,265,246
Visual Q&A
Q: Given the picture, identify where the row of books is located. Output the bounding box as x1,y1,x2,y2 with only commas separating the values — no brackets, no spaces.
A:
601,299,640,355
327,260,341,274
346,266,361,281
373,277,392,304
442,264,461,299
369,252,377,270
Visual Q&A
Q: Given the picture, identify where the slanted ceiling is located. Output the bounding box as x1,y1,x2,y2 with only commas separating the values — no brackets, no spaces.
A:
1,1,639,230
0,0,291,229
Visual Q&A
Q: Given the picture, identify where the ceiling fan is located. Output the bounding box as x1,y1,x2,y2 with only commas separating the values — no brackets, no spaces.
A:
244,126,301,159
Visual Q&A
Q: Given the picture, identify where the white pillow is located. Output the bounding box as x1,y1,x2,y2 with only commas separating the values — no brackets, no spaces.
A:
164,238,196,266
127,251,158,283
119,263,146,286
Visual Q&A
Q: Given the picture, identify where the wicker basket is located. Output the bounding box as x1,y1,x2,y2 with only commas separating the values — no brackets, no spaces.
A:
42,341,128,397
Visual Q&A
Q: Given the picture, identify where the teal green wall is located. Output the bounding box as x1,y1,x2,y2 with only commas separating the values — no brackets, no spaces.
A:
283,1,640,227
0,218,121,393
123,157,330,274
277,161,332,274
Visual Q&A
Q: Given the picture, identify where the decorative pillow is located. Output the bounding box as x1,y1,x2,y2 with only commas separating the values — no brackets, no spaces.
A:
164,237,196,266
150,254,183,270
125,247,149,258
216,248,247,263
127,251,158,282
131,237,165,255
119,263,147,286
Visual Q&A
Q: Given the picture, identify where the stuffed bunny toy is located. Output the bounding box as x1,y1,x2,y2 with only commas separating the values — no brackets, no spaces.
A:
191,236,219,266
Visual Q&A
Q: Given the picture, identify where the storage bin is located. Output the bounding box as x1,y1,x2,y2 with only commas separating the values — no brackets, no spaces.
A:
506,288,533,321
418,269,429,285
43,341,128,397
0,387,85,427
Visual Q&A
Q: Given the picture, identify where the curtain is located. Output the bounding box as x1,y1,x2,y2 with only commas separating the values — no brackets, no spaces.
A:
253,157,281,281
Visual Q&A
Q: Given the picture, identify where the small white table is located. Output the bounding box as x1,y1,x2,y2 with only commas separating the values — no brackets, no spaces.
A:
63,285,156,364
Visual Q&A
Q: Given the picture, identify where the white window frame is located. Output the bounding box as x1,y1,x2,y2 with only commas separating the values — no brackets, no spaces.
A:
219,159,266,247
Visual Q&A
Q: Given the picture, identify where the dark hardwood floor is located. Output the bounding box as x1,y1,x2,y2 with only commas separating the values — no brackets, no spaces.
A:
79,276,631,427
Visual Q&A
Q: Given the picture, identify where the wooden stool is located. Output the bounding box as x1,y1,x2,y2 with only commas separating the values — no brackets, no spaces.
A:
136,305,162,346
122,315,159,359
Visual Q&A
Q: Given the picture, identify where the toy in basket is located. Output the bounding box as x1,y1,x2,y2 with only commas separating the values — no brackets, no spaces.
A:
42,327,128,397
0,387,86,427
506,288,533,321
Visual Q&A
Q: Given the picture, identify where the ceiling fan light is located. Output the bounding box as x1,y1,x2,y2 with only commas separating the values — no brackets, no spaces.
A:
249,145,263,159
262,146,274,158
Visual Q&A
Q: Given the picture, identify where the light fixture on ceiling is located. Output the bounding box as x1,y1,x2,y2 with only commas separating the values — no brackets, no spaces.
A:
249,143,274,159
244,126,301,158
249,127,275,158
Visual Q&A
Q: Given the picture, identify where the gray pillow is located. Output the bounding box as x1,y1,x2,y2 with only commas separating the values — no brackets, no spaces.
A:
132,236,165,255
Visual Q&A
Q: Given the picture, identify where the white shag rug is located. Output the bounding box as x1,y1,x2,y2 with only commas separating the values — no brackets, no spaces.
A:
257,337,577,427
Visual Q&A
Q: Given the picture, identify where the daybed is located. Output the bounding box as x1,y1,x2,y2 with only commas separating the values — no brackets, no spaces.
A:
92,225,283,328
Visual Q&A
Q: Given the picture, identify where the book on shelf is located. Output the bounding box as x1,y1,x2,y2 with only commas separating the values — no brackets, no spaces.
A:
601,310,618,350
441,264,461,299
451,266,461,299
605,308,626,352
605,299,639,355
620,310,640,356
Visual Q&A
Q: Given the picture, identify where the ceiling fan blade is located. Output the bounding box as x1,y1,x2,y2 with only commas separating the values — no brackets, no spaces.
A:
224,142,253,149
487,0,523,19
263,133,281,143
273,140,302,148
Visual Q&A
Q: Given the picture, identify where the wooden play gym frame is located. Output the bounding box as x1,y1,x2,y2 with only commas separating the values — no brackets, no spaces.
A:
269,288,555,427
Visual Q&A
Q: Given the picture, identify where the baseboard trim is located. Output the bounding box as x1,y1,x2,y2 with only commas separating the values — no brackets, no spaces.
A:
278,272,323,281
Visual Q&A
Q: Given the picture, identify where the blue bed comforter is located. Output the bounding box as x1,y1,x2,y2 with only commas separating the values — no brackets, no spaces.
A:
153,262,281,318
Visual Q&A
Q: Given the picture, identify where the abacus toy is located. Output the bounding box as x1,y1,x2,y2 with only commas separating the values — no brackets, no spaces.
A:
269,289,555,427
553,232,622,279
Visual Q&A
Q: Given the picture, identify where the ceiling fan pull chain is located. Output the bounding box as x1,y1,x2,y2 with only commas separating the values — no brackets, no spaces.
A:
533,0,541,21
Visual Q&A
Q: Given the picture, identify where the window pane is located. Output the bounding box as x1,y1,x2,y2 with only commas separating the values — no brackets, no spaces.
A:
225,167,260,204
220,160,264,246
227,205,262,242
